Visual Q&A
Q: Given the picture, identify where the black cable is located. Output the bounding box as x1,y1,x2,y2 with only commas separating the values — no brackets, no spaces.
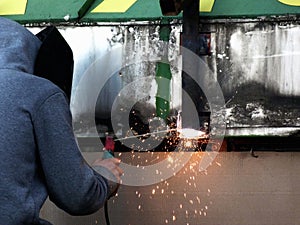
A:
104,200,111,225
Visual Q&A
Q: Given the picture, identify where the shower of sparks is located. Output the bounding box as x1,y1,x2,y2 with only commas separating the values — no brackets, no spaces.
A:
184,140,193,148
172,215,176,221
178,128,207,139
110,118,217,225
216,161,222,167
152,189,156,195
92,25,223,223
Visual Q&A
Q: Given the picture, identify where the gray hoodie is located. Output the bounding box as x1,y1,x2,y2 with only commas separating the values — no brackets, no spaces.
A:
0,17,108,225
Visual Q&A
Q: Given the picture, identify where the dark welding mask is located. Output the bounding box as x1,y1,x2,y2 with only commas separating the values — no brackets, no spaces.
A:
34,26,74,103
159,0,183,16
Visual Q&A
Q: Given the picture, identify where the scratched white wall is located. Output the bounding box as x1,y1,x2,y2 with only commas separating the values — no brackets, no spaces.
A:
214,22,300,97
29,21,300,134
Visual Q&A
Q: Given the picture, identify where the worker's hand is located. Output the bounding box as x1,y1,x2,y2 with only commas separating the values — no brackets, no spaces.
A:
92,158,123,198
93,158,123,182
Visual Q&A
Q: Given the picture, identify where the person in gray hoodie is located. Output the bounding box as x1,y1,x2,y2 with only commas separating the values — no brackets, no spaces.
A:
0,17,123,225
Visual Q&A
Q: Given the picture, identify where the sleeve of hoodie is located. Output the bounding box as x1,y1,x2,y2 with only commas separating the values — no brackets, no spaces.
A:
32,91,109,215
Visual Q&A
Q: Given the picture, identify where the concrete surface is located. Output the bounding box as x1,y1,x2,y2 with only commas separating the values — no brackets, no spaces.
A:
40,152,300,225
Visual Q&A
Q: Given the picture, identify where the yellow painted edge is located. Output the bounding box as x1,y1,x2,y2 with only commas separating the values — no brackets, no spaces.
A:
200,0,216,12
92,0,137,13
0,0,27,15
278,0,300,6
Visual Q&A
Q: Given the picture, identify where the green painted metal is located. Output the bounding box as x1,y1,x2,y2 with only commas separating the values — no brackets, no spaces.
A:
83,0,163,22
2,0,85,24
207,0,300,18
155,24,172,120
82,0,300,22
2,0,300,24
78,0,97,20
81,0,300,22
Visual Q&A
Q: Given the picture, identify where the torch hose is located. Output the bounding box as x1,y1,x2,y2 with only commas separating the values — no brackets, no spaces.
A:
104,200,111,225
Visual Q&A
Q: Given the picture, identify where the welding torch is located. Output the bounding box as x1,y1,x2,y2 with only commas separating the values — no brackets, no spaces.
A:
102,135,117,225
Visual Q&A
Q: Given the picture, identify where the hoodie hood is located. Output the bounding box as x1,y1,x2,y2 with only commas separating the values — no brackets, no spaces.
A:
0,17,41,74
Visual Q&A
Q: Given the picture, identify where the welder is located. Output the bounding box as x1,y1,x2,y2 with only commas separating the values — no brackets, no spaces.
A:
0,17,123,225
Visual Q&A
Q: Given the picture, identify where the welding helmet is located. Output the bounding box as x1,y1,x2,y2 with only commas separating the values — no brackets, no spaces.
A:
159,0,183,16
34,26,74,102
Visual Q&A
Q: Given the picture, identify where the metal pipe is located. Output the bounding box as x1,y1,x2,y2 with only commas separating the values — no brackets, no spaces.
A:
156,19,172,120
181,0,208,129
